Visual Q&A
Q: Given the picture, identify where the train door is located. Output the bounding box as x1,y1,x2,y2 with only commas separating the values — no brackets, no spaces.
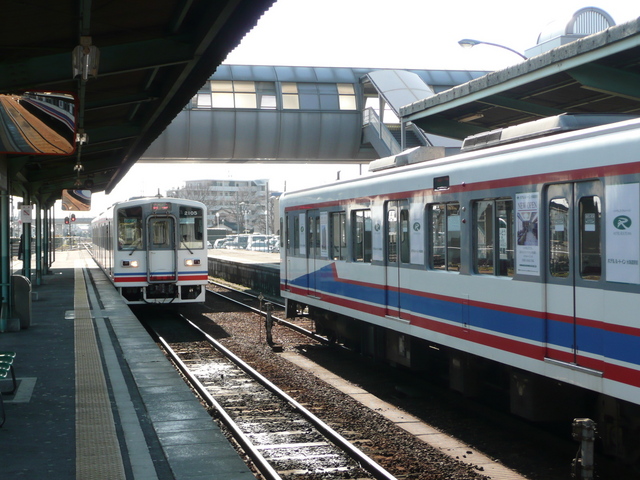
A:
285,211,307,291
385,200,410,318
307,210,321,295
545,181,603,366
147,216,177,282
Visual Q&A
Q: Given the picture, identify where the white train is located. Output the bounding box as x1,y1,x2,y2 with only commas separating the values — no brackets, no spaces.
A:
91,197,208,304
20,92,76,142
280,114,640,461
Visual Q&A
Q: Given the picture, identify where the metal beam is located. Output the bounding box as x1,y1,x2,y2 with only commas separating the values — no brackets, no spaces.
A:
479,94,564,117
412,116,486,140
0,36,196,91
567,64,640,101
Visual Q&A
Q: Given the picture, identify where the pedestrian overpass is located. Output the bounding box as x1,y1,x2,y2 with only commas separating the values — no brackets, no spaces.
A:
141,65,489,164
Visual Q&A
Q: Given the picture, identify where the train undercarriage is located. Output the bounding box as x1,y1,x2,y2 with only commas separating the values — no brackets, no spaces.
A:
286,299,640,466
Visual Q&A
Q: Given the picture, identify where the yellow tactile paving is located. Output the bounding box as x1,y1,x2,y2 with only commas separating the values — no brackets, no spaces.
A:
74,264,126,479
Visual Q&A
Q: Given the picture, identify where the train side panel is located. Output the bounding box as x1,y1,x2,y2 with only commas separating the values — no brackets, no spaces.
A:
280,118,640,459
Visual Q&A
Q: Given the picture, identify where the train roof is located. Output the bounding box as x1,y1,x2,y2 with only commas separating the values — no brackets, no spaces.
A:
92,196,206,221
460,113,639,152
281,114,640,204
369,113,640,173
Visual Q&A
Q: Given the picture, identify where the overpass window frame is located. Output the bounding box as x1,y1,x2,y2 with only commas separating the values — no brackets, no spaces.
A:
195,93,212,108
281,82,300,109
337,83,357,110
205,80,278,110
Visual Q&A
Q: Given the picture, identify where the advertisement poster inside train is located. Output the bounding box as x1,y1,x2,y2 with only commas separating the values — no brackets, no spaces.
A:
606,183,640,284
516,192,540,276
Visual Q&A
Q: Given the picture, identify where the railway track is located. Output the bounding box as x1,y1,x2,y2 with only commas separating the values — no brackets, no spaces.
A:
0,95,69,154
152,313,397,480
199,280,613,480
207,280,325,343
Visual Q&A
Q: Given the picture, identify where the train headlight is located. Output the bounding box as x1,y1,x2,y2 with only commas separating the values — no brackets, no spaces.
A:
185,258,201,266
122,260,139,268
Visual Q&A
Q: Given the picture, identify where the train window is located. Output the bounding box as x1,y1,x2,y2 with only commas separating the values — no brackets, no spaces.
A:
179,206,204,249
117,206,143,250
150,219,173,249
293,214,300,255
400,209,410,264
309,214,319,256
352,209,372,263
429,203,460,271
579,196,601,280
474,199,514,276
549,197,570,277
387,207,398,263
330,212,347,260
385,201,410,264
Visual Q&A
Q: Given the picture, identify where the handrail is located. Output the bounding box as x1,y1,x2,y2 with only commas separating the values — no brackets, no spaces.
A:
362,108,401,155
407,122,433,147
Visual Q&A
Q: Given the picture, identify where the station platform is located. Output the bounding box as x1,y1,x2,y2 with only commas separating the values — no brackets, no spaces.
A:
208,249,280,269
0,250,255,480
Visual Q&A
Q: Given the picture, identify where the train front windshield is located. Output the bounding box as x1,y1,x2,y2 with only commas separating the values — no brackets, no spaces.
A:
117,206,143,250
179,206,204,249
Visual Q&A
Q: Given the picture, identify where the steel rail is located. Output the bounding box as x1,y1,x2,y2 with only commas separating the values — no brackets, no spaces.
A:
206,285,326,342
157,335,283,480
180,314,399,480
208,279,285,309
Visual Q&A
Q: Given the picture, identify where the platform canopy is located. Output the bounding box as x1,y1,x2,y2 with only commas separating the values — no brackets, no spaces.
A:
401,17,640,140
0,0,275,206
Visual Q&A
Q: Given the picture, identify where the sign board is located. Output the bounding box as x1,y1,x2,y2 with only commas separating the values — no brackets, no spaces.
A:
20,204,33,224
515,192,540,275
606,183,640,284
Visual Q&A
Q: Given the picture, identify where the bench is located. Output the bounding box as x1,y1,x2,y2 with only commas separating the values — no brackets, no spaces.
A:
0,351,17,427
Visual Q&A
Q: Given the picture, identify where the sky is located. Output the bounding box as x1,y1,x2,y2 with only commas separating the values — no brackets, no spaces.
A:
64,0,639,215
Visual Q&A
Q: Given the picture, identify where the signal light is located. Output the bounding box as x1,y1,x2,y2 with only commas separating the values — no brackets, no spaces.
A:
64,217,70,224
71,214,76,222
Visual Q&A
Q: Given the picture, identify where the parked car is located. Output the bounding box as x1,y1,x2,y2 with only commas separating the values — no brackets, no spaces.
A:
268,237,280,253
213,237,230,248
246,240,269,251
225,234,249,249
246,234,269,251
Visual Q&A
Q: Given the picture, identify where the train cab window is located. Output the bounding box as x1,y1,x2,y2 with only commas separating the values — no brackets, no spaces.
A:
150,219,173,249
179,206,204,249
579,196,601,280
330,212,347,260
117,206,142,250
352,209,372,263
474,199,514,276
549,198,570,277
429,203,460,271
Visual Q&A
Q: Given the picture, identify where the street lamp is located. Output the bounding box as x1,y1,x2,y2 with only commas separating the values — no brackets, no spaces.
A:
458,38,527,60
239,202,249,233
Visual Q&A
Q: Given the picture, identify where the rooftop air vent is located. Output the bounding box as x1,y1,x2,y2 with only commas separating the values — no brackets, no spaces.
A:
461,114,638,152
525,7,615,57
